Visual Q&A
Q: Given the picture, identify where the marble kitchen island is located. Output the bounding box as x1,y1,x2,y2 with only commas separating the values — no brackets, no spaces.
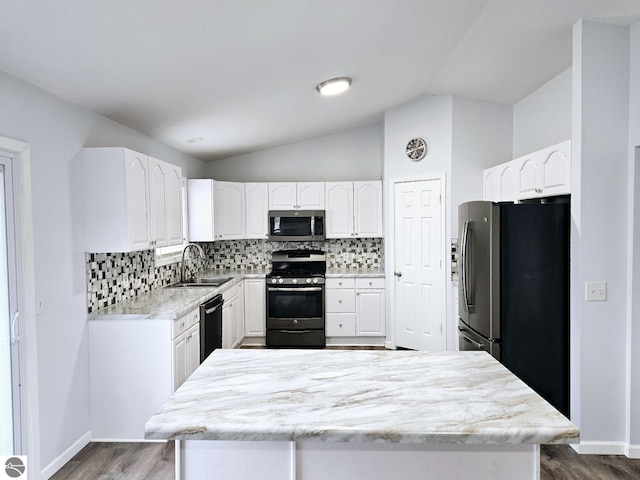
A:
145,349,578,480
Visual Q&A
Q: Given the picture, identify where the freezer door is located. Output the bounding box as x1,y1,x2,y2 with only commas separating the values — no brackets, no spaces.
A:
458,320,500,359
459,201,500,340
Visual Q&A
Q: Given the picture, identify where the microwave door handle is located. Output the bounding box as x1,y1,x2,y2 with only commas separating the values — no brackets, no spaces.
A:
311,216,315,236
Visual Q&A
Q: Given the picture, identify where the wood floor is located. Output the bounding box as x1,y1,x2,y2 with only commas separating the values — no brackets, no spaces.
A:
50,442,640,479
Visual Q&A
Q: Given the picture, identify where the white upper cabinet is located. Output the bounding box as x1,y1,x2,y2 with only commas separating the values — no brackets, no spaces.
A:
325,181,382,238
245,183,269,239
215,181,246,240
187,179,215,242
483,140,571,203
268,182,325,209
187,180,245,241
516,140,571,200
482,167,499,202
325,182,354,238
166,164,184,245
353,181,383,238
81,147,183,252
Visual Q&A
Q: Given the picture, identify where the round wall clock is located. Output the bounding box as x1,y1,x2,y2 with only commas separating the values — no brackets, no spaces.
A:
406,137,427,161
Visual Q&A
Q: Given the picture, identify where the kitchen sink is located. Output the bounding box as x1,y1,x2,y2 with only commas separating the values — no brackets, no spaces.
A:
167,276,234,288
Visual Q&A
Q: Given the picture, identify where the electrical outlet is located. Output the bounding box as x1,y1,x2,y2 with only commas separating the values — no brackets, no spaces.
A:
585,281,607,302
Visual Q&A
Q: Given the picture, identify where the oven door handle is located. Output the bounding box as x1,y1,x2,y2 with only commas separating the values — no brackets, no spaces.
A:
279,330,312,334
267,287,323,292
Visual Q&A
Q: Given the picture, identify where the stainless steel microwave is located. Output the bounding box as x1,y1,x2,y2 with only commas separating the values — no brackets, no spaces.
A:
268,210,325,241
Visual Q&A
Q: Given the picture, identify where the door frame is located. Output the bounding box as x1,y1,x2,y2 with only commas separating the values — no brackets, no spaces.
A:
0,136,40,473
385,174,448,350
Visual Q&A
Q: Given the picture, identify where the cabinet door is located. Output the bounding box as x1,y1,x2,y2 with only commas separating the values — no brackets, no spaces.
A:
166,164,184,246
498,161,518,202
173,332,188,391
244,279,266,336
354,181,382,237
325,182,354,238
356,289,385,336
148,157,169,248
222,302,231,349
540,140,571,197
483,167,499,202
326,313,356,336
125,150,151,250
245,183,269,239
269,183,297,209
216,181,245,240
516,153,542,200
187,324,200,380
297,182,325,209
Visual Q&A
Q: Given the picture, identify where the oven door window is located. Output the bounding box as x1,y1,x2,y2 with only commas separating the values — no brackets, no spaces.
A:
268,288,323,318
270,216,312,237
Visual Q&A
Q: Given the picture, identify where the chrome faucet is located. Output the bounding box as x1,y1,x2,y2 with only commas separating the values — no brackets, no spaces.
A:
181,243,206,283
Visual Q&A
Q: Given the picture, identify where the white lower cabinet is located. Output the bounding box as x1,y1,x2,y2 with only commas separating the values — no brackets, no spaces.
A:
325,277,385,338
355,278,386,336
89,306,200,440
244,278,266,337
223,282,245,349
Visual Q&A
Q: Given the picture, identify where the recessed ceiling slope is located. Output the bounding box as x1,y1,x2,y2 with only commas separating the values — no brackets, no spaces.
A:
0,0,638,161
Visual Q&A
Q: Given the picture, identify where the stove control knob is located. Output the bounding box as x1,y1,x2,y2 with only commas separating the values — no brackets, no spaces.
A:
312,278,319,284
278,278,284,284
292,279,298,284
306,278,312,284
271,278,277,284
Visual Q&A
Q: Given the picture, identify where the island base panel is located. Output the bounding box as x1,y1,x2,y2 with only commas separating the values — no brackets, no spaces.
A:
181,440,540,480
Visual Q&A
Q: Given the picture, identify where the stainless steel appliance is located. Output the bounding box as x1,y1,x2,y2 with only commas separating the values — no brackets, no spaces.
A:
458,198,570,416
268,210,325,241
266,249,326,348
200,294,223,362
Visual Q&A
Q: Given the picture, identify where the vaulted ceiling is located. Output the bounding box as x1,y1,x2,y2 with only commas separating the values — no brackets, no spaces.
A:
1,0,639,161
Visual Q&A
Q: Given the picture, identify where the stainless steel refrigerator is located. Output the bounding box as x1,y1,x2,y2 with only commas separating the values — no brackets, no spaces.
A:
458,199,570,416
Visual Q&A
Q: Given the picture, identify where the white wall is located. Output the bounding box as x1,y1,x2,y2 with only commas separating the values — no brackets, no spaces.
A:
572,20,630,450
513,68,572,158
0,70,205,476
204,123,383,181
451,96,512,233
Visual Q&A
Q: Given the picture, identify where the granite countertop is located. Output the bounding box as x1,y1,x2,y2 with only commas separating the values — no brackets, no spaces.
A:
325,268,384,278
144,349,579,445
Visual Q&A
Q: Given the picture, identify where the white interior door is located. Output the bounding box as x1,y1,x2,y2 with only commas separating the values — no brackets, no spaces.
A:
393,179,445,351
0,154,20,454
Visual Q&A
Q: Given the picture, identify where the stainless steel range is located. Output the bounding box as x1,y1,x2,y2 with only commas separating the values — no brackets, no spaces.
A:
265,249,326,348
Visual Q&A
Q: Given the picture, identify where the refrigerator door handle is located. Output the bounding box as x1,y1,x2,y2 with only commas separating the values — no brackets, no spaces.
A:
460,221,472,312
458,327,484,350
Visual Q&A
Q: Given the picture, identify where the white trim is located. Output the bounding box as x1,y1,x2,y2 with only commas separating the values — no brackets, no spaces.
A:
0,137,40,478
40,430,91,479
573,441,627,456
626,443,640,459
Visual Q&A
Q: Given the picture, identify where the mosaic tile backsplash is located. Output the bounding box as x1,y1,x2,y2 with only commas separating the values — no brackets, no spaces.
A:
86,238,384,313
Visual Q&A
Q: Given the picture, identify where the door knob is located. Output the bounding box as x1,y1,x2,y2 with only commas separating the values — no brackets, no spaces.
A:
394,271,403,277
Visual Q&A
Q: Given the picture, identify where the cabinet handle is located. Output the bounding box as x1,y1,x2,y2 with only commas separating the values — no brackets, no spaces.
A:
339,323,343,327
338,300,342,304
181,322,185,328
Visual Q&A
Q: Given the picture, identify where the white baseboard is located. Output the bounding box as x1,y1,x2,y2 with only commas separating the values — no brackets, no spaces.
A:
41,430,91,479
91,437,167,443
573,441,627,456
626,444,640,459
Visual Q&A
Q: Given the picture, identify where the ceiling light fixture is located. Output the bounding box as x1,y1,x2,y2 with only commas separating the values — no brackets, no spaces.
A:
316,77,352,96
187,137,203,143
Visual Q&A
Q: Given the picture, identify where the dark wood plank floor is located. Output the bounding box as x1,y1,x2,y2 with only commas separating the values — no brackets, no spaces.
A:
50,442,640,479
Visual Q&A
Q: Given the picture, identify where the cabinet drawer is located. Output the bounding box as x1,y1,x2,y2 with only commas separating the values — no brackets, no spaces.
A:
223,282,240,301
326,289,355,312
326,277,355,289
355,277,385,289
173,308,200,339
326,313,356,336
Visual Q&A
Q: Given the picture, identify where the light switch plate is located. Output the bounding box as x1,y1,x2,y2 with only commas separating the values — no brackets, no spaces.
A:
585,281,607,301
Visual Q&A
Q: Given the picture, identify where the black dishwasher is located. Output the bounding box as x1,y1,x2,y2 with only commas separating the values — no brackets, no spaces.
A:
200,294,224,362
